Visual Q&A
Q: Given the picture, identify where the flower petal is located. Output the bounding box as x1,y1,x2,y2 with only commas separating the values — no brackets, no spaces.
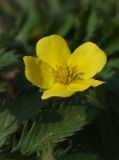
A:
68,42,107,79
41,83,75,100
41,79,104,99
36,35,71,68
23,56,54,89
69,79,105,91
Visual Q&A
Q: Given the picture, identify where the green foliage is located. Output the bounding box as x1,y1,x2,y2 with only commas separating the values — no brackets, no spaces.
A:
0,108,17,147
61,153,101,160
14,103,87,154
7,91,48,123
0,0,119,160
0,49,18,69
0,82,6,93
84,7,97,41
0,153,11,160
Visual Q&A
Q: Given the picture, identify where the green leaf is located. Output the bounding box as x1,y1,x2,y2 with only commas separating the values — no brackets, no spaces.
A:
0,108,17,147
7,91,49,123
0,82,6,93
70,6,96,50
84,8,97,41
14,103,87,154
0,49,18,69
0,90,49,148
106,58,119,69
86,87,107,110
103,35,119,55
56,14,74,36
99,57,119,80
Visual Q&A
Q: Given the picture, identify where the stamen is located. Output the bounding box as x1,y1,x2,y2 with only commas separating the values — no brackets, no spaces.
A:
53,64,79,84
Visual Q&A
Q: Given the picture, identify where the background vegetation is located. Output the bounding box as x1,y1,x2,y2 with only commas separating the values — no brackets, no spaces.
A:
0,0,119,159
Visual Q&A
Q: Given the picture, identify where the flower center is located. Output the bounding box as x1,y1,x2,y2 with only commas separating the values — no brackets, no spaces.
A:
53,65,78,85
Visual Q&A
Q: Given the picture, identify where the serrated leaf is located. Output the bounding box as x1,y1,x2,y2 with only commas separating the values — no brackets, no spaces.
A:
0,108,17,147
14,103,87,154
0,90,49,147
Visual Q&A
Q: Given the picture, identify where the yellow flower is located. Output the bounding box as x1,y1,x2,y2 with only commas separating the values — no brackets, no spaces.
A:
23,35,107,100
